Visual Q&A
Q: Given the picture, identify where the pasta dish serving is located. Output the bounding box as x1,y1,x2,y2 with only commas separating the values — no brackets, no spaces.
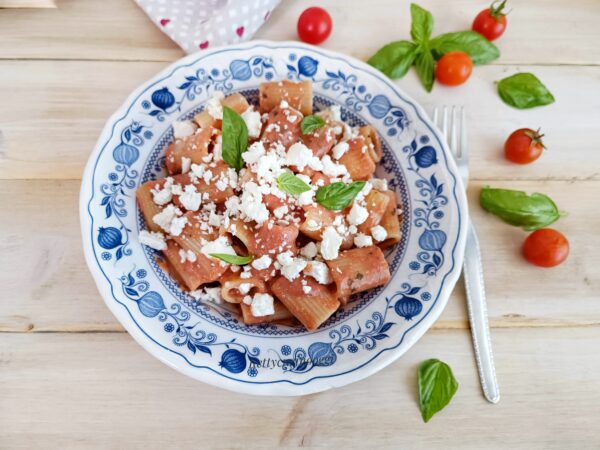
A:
136,80,402,331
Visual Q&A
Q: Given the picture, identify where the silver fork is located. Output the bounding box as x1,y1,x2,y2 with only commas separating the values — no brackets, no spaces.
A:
433,106,500,404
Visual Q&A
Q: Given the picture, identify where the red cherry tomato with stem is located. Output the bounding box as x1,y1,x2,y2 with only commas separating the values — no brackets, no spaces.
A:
472,0,508,41
297,7,332,45
435,51,473,86
504,128,546,164
523,229,569,268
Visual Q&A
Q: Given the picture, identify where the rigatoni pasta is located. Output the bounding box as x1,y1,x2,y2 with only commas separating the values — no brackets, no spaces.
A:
136,80,403,331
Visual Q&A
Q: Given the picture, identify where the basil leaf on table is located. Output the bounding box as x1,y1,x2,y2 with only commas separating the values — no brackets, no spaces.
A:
410,3,433,43
414,48,435,92
480,187,561,231
276,172,312,195
316,181,366,211
209,253,253,265
300,115,326,135
497,73,555,109
367,40,418,79
221,106,248,170
429,31,500,65
418,359,459,423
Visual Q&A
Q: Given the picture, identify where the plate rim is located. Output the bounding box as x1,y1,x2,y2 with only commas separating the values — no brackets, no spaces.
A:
80,40,468,396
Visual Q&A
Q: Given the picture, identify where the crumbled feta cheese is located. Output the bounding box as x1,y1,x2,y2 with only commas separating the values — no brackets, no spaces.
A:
169,215,188,236
300,242,318,259
240,181,269,224
254,153,283,181
356,181,373,200
190,286,222,304
302,285,312,294
238,283,252,295
277,252,307,281
205,91,224,119
151,177,174,206
179,184,202,211
320,226,343,260
208,211,221,227
241,107,262,138
321,155,348,178
224,196,241,215
240,271,252,279
298,189,315,206
371,225,388,242
170,183,183,196
285,142,314,172
243,142,266,165
273,205,289,219
215,178,228,191
304,260,332,284
354,233,373,247
138,230,167,251
332,141,349,160
179,249,196,263
250,293,275,317
242,295,253,305
202,169,213,184
252,255,272,270
180,156,191,174
348,203,369,226
152,204,182,233
201,236,235,260
370,178,388,191
279,100,289,109
317,104,341,122
305,219,321,231
172,120,196,140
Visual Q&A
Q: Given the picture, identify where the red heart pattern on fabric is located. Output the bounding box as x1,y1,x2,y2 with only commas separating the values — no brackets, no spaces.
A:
160,18,170,26
236,26,244,37
199,41,209,49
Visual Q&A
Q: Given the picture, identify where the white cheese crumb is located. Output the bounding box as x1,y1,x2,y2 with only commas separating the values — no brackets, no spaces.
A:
169,215,188,236
354,233,373,248
172,120,196,140
238,283,252,295
240,181,269,224
205,91,225,119
279,100,289,109
285,142,314,172
151,177,174,206
190,286,222,304
138,230,167,251
300,242,318,259
348,203,369,226
180,156,191,174
251,293,275,317
304,260,332,284
179,184,202,211
320,226,343,260
242,295,253,305
252,255,272,270
200,236,235,260
370,178,388,191
241,107,262,138
305,219,321,231
152,204,182,234
297,189,315,206
332,142,350,160
213,134,223,161
302,285,312,294
371,225,388,242
321,155,349,178
277,251,307,281
273,205,289,219
240,271,252,279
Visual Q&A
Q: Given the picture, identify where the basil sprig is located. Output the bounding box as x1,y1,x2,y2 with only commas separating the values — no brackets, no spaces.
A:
316,181,365,211
368,3,500,92
221,106,248,170
418,359,459,423
276,172,312,195
497,73,555,109
480,187,561,231
301,115,326,135
209,253,253,265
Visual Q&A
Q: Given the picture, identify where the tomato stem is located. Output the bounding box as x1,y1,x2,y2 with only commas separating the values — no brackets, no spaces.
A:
525,128,547,150
489,0,508,19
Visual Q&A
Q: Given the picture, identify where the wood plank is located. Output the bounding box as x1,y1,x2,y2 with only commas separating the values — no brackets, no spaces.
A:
1,0,599,65
1,328,599,449
0,0,55,7
0,61,598,181
1,179,598,332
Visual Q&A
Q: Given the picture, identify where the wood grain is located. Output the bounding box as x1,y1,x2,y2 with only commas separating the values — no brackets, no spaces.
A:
0,0,599,65
1,328,599,449
0,61,598,181
1,179,598,332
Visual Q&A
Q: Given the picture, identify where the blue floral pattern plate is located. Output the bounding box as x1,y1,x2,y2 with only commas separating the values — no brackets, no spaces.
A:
80,41,467,395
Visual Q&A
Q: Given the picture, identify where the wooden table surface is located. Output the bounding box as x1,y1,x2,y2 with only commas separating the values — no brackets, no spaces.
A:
1,1,599,448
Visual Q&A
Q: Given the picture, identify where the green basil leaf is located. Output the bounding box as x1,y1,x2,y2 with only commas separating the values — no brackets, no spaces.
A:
480,187,561,231
300,115,326,135
497,73,555,109
209,253,253,265
418,359,459,423
276,172,312,195
410,3,433,43
316,181,366,211
221,105,248,170
414,48,435,92
429,30,500,65
367,40,418,79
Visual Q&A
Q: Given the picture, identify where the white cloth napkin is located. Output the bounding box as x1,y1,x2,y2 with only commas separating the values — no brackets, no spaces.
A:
135,0,280,54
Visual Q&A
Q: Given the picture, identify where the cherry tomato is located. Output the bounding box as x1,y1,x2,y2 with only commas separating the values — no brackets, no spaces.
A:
435,52,473,86
504,128,545,164
297,7,332,45
472,0,508,41
523,229,569,268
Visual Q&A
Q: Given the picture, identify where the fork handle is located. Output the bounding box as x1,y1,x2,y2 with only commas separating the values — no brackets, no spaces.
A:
463,220,500,404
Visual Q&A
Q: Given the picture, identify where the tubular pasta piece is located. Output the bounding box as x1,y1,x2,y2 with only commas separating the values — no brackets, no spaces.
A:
339,136,376,181
221,271,267,304
250,222,299,257
136,179,165,232
165,127,211,175
259,80,313,115
357,125,382,163
193,92,250,129
326,246,391,299
240,300,296,325
357,189,390,234
271,276,339,331
302,125,337,157
260,105,303,150
378,190,402,249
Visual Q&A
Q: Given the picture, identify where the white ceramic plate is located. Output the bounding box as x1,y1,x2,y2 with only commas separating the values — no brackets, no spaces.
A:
80,41,468,395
